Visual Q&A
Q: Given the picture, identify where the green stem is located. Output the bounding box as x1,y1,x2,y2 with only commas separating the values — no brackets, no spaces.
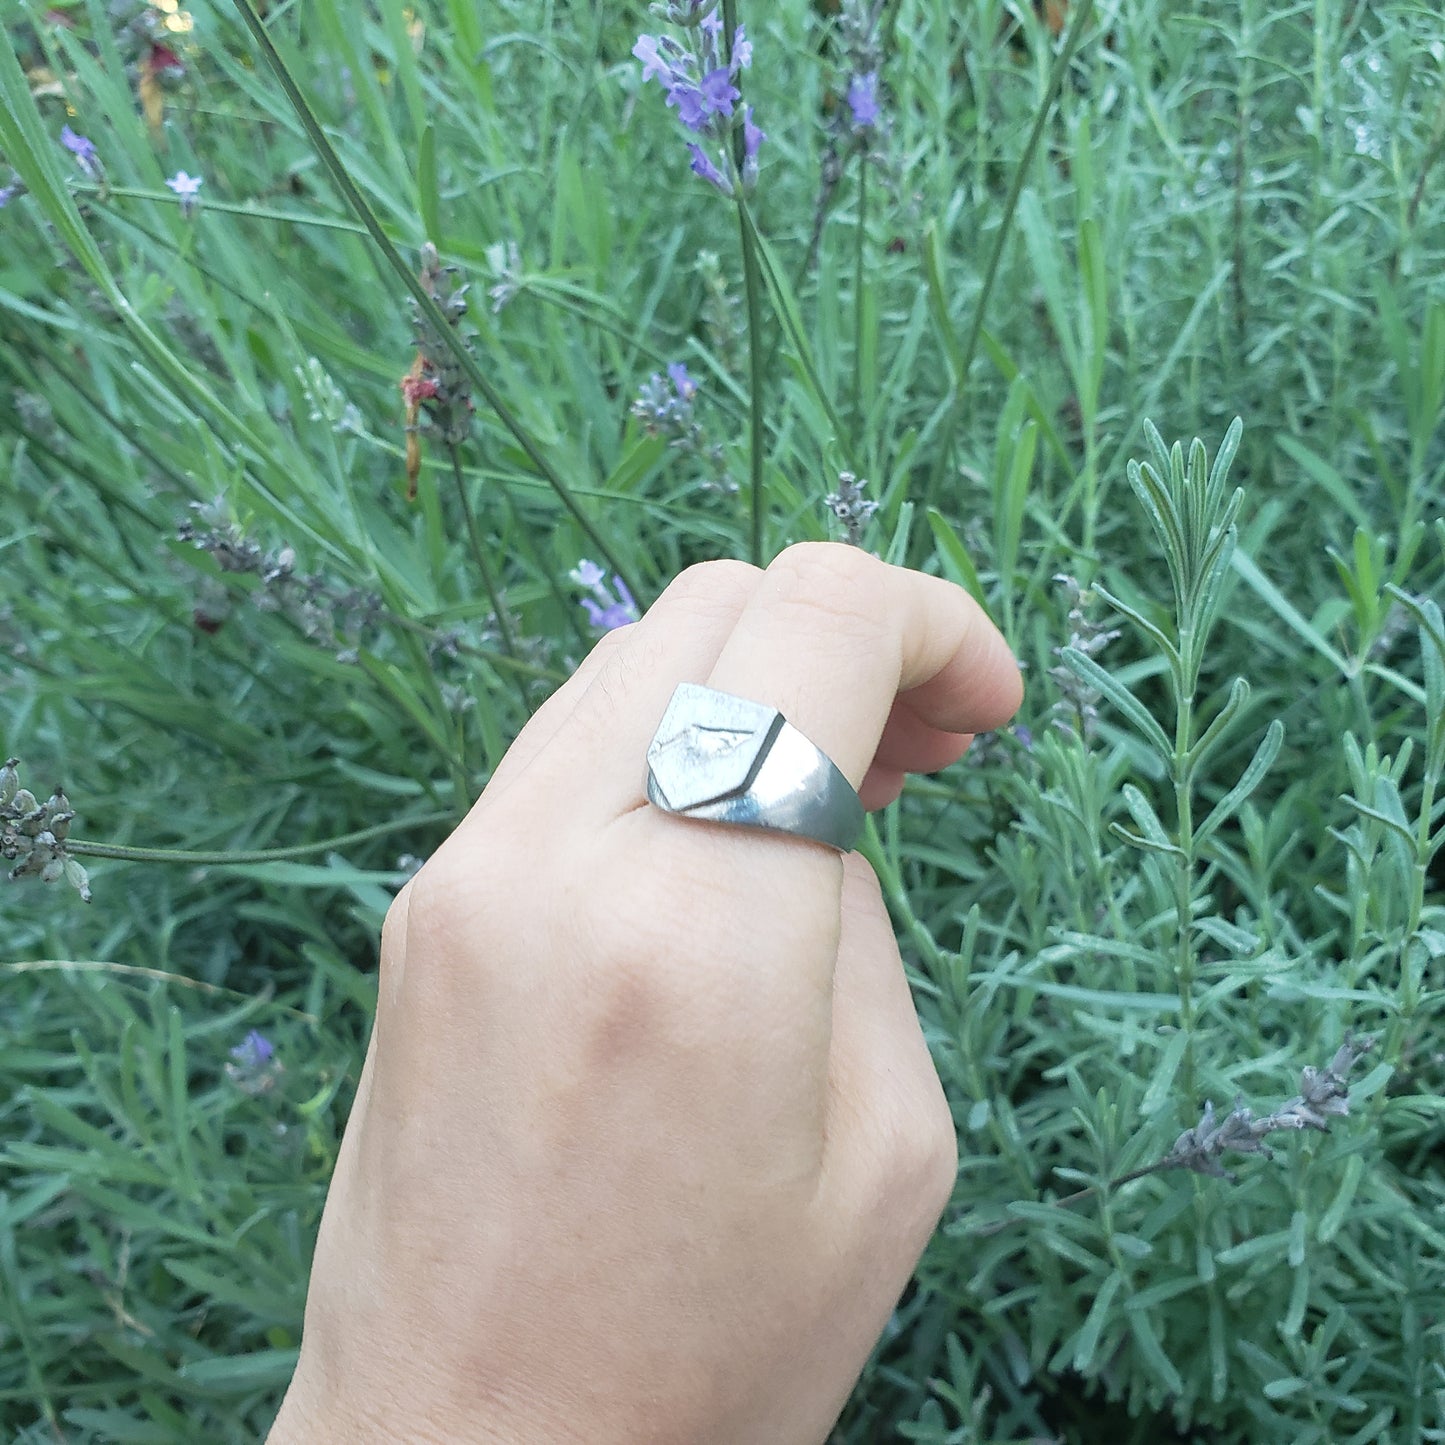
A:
723,0,766,563
448,446,533,716
64,811,454,866
736,198,768,567
230,0,639,606
929,0,1097,491
1,959,318,1018
853,159,867,437
71,181,371,234
1173,675,1199,1110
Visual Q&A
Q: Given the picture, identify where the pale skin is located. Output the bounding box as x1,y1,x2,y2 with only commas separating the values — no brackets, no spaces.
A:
268,542,1023,1444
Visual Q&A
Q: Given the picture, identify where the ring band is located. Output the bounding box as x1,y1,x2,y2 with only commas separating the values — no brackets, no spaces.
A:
645,682,865,853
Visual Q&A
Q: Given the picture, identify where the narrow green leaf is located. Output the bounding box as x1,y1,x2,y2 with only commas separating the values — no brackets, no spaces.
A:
921,222,963,381
1140,1030,1190,1116
417,123,440,244
176,1348,299,1393
1317,1154,1365,1244
1196,719,1285,846
1129,1309,1185,1395
926,508,987,610
1186,676,1250,777
1231,551,1350,674
1061,647,1174,760
1092,583,1181,673
1110,823,1186,859
1073,1271,1124,1373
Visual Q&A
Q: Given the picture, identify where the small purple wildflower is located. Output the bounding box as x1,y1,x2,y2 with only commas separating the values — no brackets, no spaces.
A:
666,361,697,399
634,367,704,447
60,124,100,178
0,181,18,209
846,72,880,129
226,1028,282,1095
699,66,739,116
730,26,752,72
632,34,677,86
742,106,765,186
687,143,732,195
232,1029,274,1068
666,68,737,131
571,561,639,632
635,14,762,195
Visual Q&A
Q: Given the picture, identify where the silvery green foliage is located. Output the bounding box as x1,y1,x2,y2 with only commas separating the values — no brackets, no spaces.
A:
899,425,1444,1443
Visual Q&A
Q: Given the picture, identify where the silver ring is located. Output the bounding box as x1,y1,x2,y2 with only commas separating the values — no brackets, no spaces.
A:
645,682,864,853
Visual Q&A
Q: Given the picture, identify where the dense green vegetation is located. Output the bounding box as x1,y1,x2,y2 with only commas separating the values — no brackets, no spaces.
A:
2,1,1442,1439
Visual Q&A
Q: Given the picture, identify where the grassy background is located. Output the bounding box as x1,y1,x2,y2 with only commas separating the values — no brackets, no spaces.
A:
2,0,1443,1440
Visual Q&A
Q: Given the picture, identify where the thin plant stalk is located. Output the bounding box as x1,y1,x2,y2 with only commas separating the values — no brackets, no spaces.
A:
230,0,640,606
736,203,768,567
721,0,767,566
448,445,533,716
853,158,867,436
64,811,454,866
929,0,1097,493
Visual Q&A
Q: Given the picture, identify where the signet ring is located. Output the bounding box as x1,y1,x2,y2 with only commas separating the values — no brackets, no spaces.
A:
644,682,865,853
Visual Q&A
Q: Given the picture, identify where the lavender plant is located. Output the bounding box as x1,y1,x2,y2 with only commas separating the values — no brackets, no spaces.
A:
1,2,1442,1442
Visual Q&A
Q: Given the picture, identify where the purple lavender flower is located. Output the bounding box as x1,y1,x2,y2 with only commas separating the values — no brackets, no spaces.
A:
231,1029,274,1069
666,361,697,399
60,124,100,177
666,68,738,131
635,15,761,195
846,72,880,129
742,106,765,187
226,1028,282,1094
731,26,752,72
571,560,639,631
699,66,739,116
633,34,677,86
687,143,732,195
666,82,709,131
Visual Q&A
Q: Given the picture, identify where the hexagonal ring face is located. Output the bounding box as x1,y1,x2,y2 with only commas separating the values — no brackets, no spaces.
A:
644,682,781,812
644,682,864,852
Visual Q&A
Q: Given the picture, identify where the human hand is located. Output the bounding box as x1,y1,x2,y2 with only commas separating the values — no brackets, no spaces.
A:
268,543,1022,1444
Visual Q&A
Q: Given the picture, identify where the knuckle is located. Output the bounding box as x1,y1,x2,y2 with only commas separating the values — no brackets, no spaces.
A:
873,1075,958,1227
765,542,885,634
565,840,697,1003
657,558,761,623
402,843,519,958
905,1087,960,1223
379,878,414,963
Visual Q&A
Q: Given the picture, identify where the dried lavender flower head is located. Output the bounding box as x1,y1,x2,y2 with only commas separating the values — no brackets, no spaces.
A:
1161,1034,1372,1182
1,758,91,902
823,471,878,547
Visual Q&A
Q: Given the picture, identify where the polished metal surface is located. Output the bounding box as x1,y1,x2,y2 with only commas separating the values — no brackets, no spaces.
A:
645,682,864,853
